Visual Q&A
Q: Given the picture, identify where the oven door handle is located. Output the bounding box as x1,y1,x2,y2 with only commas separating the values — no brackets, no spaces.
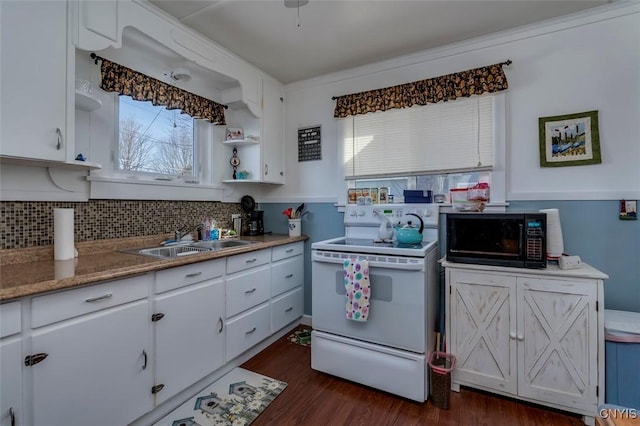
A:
312,252,425,271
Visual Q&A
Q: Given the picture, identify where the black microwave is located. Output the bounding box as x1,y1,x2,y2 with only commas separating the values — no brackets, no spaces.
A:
446,212,547,269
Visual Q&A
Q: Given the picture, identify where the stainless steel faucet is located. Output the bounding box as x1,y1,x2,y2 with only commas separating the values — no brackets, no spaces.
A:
175,224,203,242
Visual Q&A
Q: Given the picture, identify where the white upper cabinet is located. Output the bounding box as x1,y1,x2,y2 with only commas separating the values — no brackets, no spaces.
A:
0,1,71,163
75,0,119,51
261,77,285,184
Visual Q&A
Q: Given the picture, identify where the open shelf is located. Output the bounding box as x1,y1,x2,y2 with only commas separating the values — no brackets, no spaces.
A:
75,90,102,112
222,138,259,147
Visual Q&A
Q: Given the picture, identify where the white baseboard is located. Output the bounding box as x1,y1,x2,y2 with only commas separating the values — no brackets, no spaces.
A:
300,314,312,327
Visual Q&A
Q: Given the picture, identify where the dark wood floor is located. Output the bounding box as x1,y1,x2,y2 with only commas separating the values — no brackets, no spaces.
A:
242,326,586,426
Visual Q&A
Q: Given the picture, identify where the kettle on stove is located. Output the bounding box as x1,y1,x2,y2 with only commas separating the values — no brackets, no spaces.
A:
394,213,424,244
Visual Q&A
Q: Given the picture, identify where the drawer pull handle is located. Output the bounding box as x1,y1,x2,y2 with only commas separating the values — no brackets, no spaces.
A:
185,272,202,278
245,258,257,263
245,327,256,335
517,334,524,341
218,317,224,333
24,353,48,367
245,288,257,294
285,249,294,253
56,127,63,150
85,293,112,303
151,384,164,394
151,313,165,322
10,407,15,426
509,332,517,340
285,307,293,312
285,274,294,278
142,349,148,370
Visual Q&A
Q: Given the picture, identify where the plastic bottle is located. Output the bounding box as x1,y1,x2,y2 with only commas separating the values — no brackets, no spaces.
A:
203,216,210,241
210,219,219,240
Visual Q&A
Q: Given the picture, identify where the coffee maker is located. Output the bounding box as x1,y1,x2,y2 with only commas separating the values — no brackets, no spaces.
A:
247,210,264,236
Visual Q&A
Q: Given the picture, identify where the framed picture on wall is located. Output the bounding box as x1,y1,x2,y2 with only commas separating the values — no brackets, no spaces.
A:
538,110,601,167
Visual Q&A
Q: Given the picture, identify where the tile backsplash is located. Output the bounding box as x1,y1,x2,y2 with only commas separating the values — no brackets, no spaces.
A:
0,200,243,249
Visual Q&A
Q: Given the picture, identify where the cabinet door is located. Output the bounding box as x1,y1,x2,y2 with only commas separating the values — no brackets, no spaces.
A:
517,277,598,411
449,270,517,394
30,300,152,426
271,254,304,297
75,0,119,51
0,1,68,161
261,78,284,183
0,338,21,426
154,279,225,405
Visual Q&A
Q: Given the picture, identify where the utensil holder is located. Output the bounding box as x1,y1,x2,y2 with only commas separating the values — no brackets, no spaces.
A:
288,219,301,237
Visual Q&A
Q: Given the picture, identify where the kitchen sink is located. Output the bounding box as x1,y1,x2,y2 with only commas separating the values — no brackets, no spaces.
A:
189,240,254,250
120,239,254,259
135,244,211,258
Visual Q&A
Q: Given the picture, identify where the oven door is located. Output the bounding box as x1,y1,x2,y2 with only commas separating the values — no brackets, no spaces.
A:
311,250,426,353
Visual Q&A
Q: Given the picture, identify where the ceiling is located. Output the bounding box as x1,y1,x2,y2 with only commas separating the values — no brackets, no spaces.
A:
148,0,609,84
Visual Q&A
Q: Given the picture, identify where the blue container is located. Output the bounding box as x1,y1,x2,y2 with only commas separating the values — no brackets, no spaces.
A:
604,309,640,410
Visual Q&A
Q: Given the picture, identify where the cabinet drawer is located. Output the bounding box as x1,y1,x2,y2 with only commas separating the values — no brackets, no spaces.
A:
227,249,270,274
0,301,21,338
226,264,271,317
271,255,304,297
155,258,225,294
272,242,304,262
226,302,271,361
271,286,303,333
31,274,150,328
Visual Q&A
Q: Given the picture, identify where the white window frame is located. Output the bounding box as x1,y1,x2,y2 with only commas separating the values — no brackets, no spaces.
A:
87,93,224,200
340,93,506,208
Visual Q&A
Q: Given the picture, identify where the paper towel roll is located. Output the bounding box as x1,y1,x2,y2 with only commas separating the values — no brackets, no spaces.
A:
54,258,78,279
54,208,76,260
539,208,564,258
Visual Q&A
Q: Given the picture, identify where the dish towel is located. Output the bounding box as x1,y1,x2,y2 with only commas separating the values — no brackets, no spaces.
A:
343,258,370,321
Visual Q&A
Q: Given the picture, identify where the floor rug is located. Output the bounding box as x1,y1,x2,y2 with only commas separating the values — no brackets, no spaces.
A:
288,328,311,347
154,367,287,426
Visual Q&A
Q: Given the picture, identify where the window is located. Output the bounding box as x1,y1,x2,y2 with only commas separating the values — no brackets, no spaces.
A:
342,94,505,203
118,96,195,177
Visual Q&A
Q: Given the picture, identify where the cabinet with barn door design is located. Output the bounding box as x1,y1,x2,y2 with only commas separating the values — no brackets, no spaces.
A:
152,259,226,405
27,275,153,426
443,261,607,426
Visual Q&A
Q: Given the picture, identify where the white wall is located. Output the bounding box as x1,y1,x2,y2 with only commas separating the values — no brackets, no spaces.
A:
265,3,640,203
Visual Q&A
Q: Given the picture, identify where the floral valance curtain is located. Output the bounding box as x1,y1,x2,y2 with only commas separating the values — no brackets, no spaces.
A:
333,61,510,118
96,57,226,125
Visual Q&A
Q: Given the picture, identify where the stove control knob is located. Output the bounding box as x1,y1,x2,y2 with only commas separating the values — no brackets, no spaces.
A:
358,209,365,216
349,208,357,216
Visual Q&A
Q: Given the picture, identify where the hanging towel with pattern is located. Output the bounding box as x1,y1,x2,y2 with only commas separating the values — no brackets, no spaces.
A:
343,258,370,321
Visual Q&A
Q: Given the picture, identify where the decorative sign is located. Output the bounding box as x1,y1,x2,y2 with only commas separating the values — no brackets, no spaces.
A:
298,125,321,161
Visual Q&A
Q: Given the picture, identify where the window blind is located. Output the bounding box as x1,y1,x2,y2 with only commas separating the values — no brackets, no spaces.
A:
343,95,494,179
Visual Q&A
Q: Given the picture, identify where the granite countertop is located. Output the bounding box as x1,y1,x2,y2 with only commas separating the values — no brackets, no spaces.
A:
0,234,308,301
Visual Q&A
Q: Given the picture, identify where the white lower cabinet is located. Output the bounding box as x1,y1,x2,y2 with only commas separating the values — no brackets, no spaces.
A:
226,303,271,361
1,334,22,426
29,297,152,425
271,287,304,333
153,277,225,405
225,248,272,361
0,301,22,426
445,262,606,425
12,241,305,425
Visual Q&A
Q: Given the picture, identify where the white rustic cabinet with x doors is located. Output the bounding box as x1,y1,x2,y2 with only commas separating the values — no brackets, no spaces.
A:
443,261,608,426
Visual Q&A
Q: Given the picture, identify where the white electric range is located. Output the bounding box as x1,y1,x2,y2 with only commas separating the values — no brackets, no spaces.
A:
311,204,439,402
